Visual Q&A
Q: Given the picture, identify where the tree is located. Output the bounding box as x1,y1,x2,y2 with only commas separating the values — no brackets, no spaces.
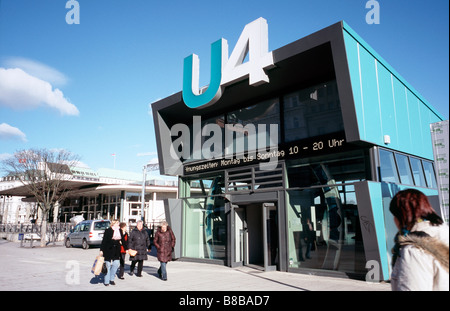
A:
1,148,80,247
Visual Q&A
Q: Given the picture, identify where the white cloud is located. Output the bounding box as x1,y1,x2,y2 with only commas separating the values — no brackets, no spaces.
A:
0,67,79,116
0,153,13,162
3,57,68,87
0,123,27,142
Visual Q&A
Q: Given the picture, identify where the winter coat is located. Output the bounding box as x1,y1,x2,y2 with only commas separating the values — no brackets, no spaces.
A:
391,221,449,291
120,232,128,254
154,226,176,263
100,227,122,261
128,227,150,261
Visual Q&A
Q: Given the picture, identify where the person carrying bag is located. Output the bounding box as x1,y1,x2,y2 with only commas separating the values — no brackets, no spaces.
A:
128,220,150,277
91,255,104,276
100,219,122,286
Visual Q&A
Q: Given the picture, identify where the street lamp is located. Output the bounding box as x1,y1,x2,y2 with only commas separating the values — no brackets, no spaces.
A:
140,162,159,223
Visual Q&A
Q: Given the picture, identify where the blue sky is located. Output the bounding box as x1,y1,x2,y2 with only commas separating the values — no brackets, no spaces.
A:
0,0,448,174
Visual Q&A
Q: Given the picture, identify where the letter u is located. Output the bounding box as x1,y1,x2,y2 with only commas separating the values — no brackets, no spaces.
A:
182,39,227,109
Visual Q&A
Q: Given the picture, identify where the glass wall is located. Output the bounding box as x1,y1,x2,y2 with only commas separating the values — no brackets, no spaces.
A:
283,80,343,142
286,150,368,188
181,174,227,261
183,115,226,163
226,98,280,154
286,185,365,274
178,79,343,164
285,150,369,274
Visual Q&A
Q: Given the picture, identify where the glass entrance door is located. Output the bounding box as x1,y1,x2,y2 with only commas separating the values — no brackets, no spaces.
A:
263,203,278,271
234,207,247,265
232,202,279,271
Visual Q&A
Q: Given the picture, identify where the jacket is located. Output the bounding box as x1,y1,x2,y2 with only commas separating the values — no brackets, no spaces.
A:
100,227,122,261
128,227,150,261
391,221,449,291
154,226,176,263
120,232,128,254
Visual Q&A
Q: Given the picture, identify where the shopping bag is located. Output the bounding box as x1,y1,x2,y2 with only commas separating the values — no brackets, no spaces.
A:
128,249,137,257
91,255,105,275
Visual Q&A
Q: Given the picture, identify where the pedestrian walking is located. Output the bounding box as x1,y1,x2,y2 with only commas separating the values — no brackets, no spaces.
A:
389,189,449,291
100,219,122,286
128,220,150,277
154,221,176,281
118,222,129,279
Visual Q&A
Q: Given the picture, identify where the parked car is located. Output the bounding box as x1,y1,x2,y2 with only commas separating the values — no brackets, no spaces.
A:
65,219,111,249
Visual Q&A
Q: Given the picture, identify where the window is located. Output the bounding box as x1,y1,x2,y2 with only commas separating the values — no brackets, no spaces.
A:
126,192,140,202
287,150,368,188
395,153,413,185
226,98,280,154
94,221,110,230
422,161,437,189
283,80,343,143
379,149,399,183
379,149,437,189
410,158,426,187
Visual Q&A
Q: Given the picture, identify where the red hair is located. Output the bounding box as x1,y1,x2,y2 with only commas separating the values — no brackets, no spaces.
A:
389,189,443,230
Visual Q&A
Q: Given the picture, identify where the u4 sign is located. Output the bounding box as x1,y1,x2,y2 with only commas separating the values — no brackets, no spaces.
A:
182,17,274,109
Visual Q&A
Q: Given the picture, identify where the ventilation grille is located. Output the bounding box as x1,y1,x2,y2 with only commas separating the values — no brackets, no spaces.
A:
225,163,284,193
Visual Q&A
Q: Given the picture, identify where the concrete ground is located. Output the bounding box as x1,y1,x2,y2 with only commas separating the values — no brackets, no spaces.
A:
0,239,390,293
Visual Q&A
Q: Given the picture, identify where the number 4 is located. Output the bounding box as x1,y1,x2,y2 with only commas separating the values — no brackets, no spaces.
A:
222,17,274,87
182,17,274,109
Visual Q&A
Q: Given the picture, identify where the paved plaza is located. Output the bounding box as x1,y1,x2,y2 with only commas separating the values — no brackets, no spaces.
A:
0,239,390,293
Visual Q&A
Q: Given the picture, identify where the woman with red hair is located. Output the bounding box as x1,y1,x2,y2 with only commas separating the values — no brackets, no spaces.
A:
390,189,449,291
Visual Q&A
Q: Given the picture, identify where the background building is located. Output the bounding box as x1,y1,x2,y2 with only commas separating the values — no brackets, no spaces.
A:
431,120,449,223
0,165,178,229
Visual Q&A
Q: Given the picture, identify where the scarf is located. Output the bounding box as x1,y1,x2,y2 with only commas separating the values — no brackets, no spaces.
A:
112,225,121,240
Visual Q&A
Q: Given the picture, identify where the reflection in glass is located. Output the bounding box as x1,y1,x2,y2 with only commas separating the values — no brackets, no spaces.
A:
379,149,400,183
395,153,413,185
286,153,367,274
182,175,226,260
286,186,365,274
380,149,438,189
284,80,343,142
422,161,437,189
227,98,280,154
286,151,368,188
410,158,426,187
